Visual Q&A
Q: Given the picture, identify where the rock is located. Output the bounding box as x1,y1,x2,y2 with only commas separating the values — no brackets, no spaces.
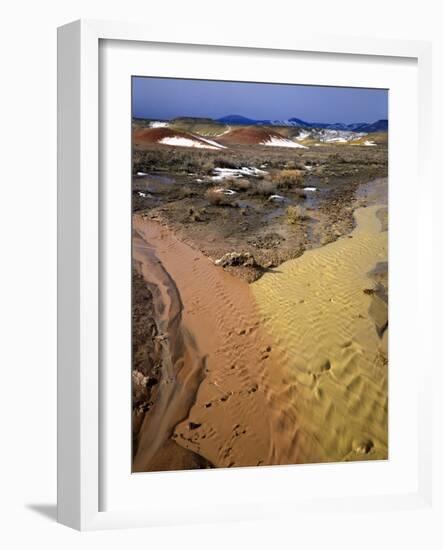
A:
188,206,204,222
132,370,148,388
214,251,257,268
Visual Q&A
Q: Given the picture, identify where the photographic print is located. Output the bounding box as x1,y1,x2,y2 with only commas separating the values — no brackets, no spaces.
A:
131,77,388,472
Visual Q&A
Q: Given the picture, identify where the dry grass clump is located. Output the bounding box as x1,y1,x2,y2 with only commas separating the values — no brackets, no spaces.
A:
328,152,345,164
206,188,229,206
213,157,239,169
272,169,304,189
132,148,217,175
230,178,251,191
253,179,276,196
200,159,216,174
219,177,238,190
286,205,308,224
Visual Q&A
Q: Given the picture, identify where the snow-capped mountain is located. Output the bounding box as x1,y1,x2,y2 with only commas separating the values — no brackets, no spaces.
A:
216,114,388,132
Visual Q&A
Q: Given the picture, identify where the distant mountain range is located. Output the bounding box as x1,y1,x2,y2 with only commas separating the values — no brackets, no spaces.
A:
217,114,388,133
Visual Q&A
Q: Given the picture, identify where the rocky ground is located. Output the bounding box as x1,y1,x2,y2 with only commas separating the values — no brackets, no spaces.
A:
131,272,163,457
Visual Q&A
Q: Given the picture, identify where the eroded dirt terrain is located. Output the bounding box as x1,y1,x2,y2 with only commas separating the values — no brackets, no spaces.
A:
131,138,389,471
133,143,387,282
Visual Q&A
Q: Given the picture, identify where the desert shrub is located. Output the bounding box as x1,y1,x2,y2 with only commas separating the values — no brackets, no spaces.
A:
219,177,238,189
213,157,239,169
132,148,220,175
206,188,228,206
253,179,276,196
286,205,308,224
272,169,304,189
230,178,251,191
328,153,346,164
200,159,216,175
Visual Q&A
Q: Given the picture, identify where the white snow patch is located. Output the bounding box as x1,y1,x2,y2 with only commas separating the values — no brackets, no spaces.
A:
212,187,237,196
303,187,317,192
296,130,311,141
363,140,377,146
196,135,227,149
211,166,268,181
267,119,303,127
138,192,147,197
304,165,313,171
263,137,308,149
136,171,149,176
159,136,221,150
149,121,169,128
215,126,232,137
315,129,367,143
269,194,286,201
238,166,268,176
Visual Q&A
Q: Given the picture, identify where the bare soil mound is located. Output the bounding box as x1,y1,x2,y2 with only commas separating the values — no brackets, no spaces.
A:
133,127,224,149
219,126,292,145
133,127,190,142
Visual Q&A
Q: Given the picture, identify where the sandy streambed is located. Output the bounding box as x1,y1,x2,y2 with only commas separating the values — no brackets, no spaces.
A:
133,178,388,470
132,232,213,471
251,203,388,462
133,216,305,470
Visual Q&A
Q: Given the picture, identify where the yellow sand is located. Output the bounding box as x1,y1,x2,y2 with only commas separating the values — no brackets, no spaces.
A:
251,204,388,462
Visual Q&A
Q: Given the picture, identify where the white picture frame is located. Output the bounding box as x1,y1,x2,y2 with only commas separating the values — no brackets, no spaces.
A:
57,19,433,531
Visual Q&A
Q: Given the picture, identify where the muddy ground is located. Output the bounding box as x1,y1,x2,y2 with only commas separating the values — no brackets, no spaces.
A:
132,142,387,282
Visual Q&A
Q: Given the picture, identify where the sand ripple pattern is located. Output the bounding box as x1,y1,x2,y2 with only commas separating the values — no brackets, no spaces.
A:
251,204,388,463
133,194,388,469
133,216,293,468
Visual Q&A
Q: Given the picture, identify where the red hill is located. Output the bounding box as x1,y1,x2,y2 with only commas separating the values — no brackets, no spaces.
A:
219,127,284,145
133,127,225,150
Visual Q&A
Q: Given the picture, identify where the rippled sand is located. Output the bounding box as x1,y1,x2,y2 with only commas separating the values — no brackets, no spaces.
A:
251,203,388,462
133,179,388,470
133,216,290,470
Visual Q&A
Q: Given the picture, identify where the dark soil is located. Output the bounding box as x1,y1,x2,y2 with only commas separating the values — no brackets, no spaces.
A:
132,142,387,282
132,270,163,456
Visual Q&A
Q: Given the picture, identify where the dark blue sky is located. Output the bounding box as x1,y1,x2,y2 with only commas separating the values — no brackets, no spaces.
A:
132,77,388,124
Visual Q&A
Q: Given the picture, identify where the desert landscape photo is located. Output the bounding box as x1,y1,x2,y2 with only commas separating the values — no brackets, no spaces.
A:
131,77,388,472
